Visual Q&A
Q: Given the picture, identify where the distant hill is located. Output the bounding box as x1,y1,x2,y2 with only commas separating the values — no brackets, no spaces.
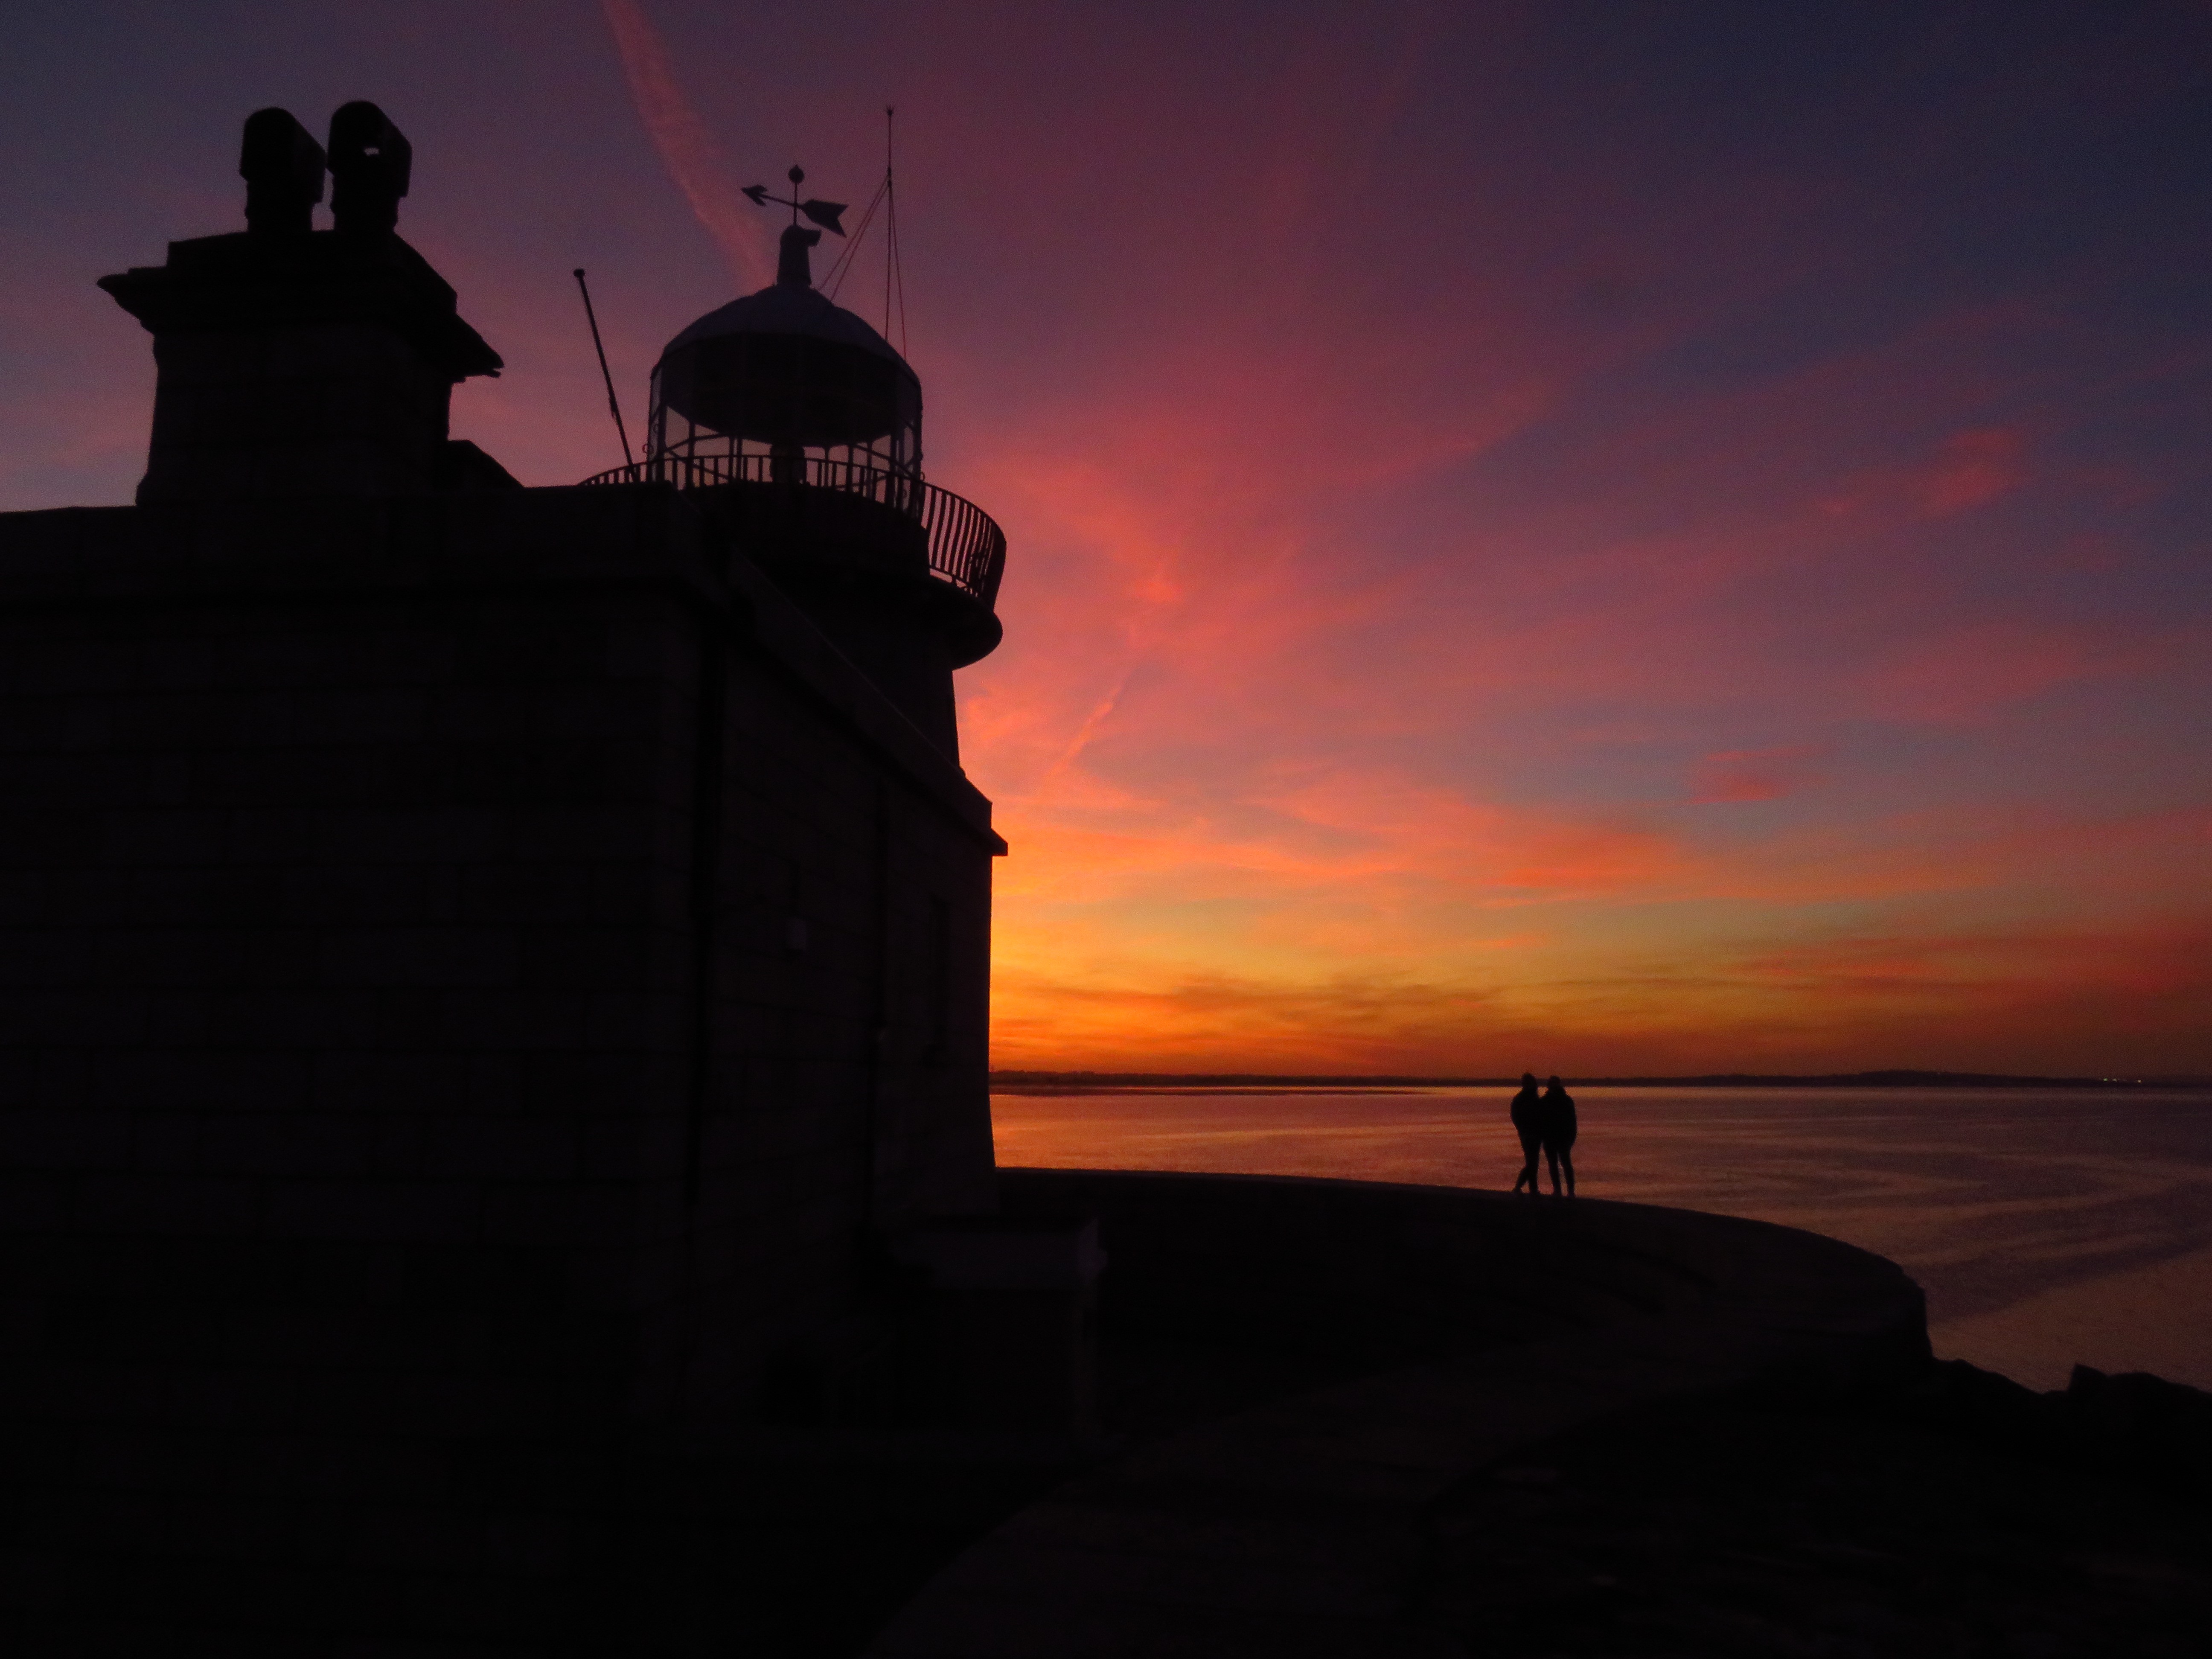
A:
987,1069,2205,1091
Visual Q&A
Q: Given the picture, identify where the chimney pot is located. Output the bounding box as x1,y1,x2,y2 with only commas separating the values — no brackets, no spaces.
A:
328,101,413,235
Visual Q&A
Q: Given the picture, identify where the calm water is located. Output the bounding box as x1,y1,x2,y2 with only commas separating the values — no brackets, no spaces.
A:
992,1086,2212,1391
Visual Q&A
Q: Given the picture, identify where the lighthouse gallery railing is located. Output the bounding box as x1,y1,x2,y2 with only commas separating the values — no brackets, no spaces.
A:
579,452,1006,611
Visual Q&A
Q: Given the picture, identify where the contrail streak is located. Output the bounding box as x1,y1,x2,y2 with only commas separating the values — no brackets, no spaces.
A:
598,0,771,289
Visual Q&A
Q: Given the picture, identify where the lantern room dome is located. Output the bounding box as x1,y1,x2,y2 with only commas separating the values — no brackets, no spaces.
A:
653,282,920,451
649,218,923,481
660,282,913,383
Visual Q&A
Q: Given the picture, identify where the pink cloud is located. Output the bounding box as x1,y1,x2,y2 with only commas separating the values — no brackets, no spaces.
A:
1673,803,2212,911
1862,620,2101,724
1922,426,2028,515
1690,745,1829,803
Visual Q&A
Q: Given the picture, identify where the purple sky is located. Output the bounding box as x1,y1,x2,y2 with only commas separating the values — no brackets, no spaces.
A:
6,2,2210,1072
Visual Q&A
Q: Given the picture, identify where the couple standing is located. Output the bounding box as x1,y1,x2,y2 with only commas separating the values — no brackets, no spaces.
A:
1509,1074,1577,1196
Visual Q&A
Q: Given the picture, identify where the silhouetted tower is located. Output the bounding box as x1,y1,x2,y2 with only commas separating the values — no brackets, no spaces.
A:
594,165,1004,760
3,105,1019,1651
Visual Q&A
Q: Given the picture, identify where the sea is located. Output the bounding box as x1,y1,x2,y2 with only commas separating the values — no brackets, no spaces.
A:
990,1085,2212,1393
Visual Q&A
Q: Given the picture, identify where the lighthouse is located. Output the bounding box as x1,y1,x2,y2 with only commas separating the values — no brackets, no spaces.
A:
0,105,1021,1650
588,166,1006,763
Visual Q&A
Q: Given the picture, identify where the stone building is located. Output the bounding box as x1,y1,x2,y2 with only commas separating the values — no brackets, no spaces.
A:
0,104,1019,1650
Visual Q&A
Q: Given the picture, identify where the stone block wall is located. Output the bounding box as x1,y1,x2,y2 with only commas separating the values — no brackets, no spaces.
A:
0,484,1002,1650
141,320,455,501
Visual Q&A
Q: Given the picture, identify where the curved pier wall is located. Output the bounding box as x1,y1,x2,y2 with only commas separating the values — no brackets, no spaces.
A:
866,1170,1930,1657
998,1166,1930,1384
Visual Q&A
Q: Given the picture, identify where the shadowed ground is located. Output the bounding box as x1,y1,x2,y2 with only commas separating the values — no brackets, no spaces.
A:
618,1172,2206,1656
864,1171,1931,1656
1429,1388,2211,1657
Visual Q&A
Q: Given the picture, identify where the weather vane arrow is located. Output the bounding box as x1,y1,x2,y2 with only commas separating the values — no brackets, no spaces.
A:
742,166,847,235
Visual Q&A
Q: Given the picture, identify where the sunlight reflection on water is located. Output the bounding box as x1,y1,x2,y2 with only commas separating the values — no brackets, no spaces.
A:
991,1086,2212,1390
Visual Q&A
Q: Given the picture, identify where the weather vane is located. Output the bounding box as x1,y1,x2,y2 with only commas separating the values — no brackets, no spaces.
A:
742,166,847,236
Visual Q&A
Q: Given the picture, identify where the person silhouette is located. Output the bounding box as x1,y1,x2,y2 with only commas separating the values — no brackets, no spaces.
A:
1508,1072,1542,1194
1539,1075,1577,1196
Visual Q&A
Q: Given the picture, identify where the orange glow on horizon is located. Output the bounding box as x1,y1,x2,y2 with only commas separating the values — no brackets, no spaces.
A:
9,6,2209,1077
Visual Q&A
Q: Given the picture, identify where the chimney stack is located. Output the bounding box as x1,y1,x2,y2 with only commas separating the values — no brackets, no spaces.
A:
98,104,503,502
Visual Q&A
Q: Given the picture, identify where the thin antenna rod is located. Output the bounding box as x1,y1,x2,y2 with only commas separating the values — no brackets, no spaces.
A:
889,178,908,358
883,110,908,358
572,267,634,469
821,175,888,298
876,108,885,345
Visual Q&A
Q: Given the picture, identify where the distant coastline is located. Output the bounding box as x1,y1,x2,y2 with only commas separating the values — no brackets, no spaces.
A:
989,1069,2209,1093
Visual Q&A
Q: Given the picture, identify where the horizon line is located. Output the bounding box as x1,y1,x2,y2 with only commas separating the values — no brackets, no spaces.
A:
988,1068,2209,1090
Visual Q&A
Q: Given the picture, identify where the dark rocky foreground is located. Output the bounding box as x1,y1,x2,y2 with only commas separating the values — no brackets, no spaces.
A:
1431,1365,2212,1659
640,1360,2212,1658
607,1176,2212,1657
862,1176,2207,1658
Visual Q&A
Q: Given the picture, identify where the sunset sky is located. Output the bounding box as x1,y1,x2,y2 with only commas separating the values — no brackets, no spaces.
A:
4,3,2209,1075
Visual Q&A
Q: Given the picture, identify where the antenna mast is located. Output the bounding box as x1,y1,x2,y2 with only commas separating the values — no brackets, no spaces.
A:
803,113,908,357
572,268,633,469
885,107,908,357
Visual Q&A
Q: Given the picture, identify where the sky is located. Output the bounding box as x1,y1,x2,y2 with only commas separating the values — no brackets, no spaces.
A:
3,2,2209,1076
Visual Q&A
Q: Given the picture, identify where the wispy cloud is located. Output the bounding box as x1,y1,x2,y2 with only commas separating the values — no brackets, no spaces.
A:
597,0,771,288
